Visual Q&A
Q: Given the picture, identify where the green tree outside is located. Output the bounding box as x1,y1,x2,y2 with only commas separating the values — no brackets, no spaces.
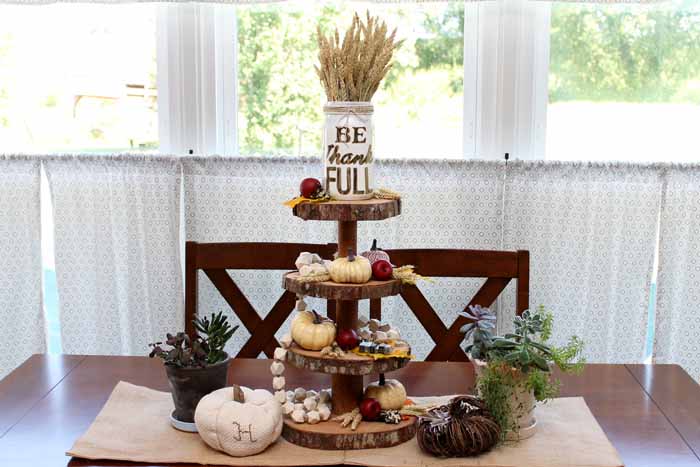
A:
236,3,465,156
549,1,700,103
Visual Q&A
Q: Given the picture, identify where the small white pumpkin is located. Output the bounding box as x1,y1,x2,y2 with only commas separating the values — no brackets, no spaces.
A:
295,252,324,271
364,374,407,411
329,250,372,284
291,310,336,351
195,385,283,457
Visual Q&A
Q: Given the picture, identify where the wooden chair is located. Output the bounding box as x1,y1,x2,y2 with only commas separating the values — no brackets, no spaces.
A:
185,241,336,358
370,249,529,362
186,242,528,362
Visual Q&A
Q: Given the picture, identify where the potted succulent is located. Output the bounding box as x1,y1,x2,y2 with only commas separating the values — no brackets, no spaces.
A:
149,311,238,429
460,305,584,441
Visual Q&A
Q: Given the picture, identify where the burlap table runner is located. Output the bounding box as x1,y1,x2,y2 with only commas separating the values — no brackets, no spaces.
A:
68,381,623,467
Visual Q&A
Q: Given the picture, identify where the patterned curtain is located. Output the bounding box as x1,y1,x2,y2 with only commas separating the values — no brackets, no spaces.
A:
654,166,700,380
0,157,44,379
500,161,662,363
45,156,183,356
183,157,505,359
2,154,693,374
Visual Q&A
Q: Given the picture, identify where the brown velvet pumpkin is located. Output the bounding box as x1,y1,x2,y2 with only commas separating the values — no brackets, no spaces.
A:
417,395,501,458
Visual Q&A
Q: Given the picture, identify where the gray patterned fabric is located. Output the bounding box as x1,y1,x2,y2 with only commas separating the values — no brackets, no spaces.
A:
182,158,667,363
500,161,662,364
655,166,700,380
44,156,183,356
3,155,695,378
0,157,44,380
183,157,505,359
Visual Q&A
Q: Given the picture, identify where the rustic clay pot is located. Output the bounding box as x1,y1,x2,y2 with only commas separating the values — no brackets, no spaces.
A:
165,355,230,423
472,357,537,441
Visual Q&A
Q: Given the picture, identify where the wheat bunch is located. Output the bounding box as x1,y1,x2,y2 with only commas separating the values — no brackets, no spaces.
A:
316,11,403,102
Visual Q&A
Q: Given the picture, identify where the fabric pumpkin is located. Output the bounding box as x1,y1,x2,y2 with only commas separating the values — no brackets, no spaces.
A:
329,250,372,284
360,239,391,265
291,310,336,351
195,385,283,457
364,374,407,410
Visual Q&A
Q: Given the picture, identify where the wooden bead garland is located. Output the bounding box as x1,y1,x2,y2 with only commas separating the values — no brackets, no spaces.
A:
417,396,501,458
271,295,332,425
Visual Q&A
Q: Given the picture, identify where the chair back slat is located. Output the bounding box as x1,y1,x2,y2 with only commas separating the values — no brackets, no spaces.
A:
385,249,519,277
381,248,528,361
185,242,529,362
185,241,337,358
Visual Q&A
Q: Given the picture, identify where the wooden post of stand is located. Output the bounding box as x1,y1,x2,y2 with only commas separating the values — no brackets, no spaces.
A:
331,220,363,415
283,200,416,450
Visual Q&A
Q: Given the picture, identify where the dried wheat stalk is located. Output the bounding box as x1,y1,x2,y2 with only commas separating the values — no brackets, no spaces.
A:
316,11,403,102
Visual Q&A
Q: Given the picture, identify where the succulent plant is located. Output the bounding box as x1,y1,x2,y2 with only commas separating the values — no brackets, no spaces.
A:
459,305,497,361
461,305,585,438
461,305,573,373
149,311,238,368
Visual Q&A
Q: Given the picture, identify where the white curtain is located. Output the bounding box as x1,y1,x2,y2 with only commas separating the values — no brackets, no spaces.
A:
364,159,506,358
45,156,183,356
184,157,330,357
500,161,662,363
654,166,700,380
183,157,505,359
0,157,45,379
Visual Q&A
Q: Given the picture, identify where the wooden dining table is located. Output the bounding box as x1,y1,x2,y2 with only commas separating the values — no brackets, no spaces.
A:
0,355,698,467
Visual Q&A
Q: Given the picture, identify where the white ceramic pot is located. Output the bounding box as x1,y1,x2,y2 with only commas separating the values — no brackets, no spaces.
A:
322,101,374,200
504,378,537,441
472,358,537,441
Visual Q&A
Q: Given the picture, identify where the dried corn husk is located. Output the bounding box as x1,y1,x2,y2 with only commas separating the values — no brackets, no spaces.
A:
393,265,433,285
297,273,331,283
373,187,401,200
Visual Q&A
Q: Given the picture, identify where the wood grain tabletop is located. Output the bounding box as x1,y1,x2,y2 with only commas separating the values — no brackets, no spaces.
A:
0,355,698,467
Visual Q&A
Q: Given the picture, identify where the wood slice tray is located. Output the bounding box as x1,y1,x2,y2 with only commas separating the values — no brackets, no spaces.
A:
293,199,401,222
286,343,410,375
282,416,416,450
284,272,402,300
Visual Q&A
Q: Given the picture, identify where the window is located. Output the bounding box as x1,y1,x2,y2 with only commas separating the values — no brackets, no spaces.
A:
1,0,697,161
0,4,158,153
236,1,466,158
546,0,700,162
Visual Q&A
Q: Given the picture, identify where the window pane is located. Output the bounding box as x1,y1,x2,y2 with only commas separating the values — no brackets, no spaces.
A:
236,1,464,158
0,5,158,153
547,0,700,162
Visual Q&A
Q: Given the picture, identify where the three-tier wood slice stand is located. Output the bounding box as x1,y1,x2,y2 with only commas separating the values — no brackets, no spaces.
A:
281,198,417,450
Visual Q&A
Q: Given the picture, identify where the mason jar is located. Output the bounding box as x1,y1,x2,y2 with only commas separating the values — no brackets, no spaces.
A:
322,101,374,201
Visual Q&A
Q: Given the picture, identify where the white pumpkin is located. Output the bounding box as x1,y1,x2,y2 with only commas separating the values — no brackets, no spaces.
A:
364,374,407,410
291,310,336,351
328,251,372,284
195,385,283,457
295,252,323,271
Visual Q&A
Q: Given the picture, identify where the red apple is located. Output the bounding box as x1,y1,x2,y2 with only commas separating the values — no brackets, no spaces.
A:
372,259,393,281
336,328,360,350
299,178,322,198
359,398,382,421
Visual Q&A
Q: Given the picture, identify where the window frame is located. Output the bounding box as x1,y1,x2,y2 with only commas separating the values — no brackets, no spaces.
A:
157,3,237,156
155,0,552,160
